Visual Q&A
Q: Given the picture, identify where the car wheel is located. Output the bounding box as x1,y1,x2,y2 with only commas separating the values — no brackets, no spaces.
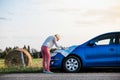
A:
63,56,81,73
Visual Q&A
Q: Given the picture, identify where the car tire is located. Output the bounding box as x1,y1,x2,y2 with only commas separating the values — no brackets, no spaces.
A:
63,56,81,73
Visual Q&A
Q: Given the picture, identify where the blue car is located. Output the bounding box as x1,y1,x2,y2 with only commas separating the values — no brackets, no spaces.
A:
50,32,120,72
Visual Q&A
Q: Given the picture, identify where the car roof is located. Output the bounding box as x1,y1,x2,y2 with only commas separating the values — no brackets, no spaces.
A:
96,32,120,37
102,31,120,34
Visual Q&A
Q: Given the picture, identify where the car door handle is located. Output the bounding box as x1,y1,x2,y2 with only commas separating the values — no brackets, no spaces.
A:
109,48,114,51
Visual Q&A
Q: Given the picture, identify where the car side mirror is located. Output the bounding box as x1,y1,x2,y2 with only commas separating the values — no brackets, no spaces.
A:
88,41,95,47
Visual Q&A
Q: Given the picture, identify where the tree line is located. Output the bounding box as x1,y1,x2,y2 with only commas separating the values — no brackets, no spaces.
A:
0,45,42,58
0,45,57,59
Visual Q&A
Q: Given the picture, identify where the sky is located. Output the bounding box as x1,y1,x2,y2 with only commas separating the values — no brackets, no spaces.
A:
0,0,120,51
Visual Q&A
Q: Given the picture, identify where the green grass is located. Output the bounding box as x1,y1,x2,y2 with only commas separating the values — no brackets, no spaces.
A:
0,58,43,73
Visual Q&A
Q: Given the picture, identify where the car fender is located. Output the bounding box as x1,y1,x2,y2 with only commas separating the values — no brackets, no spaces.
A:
71,46,87,67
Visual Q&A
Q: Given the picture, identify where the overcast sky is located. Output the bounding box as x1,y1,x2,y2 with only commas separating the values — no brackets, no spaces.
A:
0,0,120,50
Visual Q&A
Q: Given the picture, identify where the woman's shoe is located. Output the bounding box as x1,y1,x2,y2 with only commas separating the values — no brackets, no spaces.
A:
45,71,54,74
43,70,47,73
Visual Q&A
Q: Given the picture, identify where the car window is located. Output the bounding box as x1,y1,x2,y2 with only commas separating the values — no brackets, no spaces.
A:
94,33,116,46
116,33,120,44
119,38,120,44
118,33,120,44
109,38,115,44
95,39,110,45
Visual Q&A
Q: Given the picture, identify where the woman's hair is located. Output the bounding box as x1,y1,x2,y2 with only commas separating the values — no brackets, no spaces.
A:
55,34,60,41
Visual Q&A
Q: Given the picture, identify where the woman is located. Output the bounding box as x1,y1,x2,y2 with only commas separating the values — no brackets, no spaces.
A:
41,34,63,73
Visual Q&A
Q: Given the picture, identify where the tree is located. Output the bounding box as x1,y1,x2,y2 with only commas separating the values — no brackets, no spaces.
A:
28,45,30,53
23,45,27,50
0,47,12,58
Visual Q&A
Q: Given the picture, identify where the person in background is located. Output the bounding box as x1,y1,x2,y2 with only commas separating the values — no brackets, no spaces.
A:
41,34,64,73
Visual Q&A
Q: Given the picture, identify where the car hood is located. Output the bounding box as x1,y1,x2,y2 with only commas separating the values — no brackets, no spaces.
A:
51,45,78,57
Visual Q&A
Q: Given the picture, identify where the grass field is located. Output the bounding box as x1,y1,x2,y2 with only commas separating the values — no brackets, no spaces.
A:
0,58,43,73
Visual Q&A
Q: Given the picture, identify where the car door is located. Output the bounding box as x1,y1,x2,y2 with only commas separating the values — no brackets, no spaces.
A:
116,33,120,66
85,33,117,67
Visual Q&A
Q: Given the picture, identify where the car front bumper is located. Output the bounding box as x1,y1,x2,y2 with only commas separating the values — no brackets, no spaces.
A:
50,53,64,68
